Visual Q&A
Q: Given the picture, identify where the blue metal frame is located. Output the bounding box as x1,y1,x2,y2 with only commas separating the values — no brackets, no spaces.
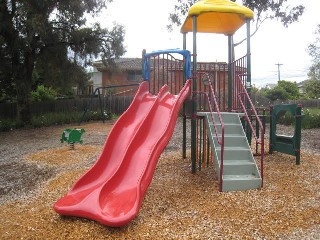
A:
143,49,192,81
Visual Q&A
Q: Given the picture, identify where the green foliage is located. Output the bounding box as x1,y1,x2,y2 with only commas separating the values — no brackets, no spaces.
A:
86,111,113,121
30,112,80,128
308,24,320,64
306,25,320,99
276,111,294,125
251,85,259,94
0,0,125,123
261,80,301,101
31,85,57,102
272,108,320,129
265,87,289,101
301,108,320,129
277,80,301,99
0,119,20,132
0,110,114,132
304,78,320,99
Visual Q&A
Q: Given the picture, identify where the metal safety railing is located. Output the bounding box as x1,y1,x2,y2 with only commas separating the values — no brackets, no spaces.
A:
142,49,191,95
236,74,265,186
195,72,225,192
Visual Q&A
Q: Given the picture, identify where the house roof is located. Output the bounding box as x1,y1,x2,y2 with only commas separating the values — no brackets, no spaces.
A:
93,58,142,72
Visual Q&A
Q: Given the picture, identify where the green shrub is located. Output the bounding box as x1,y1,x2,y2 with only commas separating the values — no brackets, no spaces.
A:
82,111,113,122
30,112,82,128
0,119,15,131
272,108,320,129
31,85,57,102
276,111,295,125
0,110,115,132
301,108,320,129
0,119,23,131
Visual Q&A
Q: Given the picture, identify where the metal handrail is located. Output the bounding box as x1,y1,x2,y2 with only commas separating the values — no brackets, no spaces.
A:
236,74,265,186
195,72,225,192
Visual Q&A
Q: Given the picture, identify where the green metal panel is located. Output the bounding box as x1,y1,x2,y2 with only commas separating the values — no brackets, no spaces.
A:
269,104,303,165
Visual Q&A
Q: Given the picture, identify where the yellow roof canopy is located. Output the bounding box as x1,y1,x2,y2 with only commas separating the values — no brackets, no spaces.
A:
180,0,254,35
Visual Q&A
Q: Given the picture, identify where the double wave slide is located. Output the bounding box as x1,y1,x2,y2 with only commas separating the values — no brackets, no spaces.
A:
54,80,191,227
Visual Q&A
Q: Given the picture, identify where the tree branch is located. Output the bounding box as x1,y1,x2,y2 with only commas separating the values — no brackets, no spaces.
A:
234,17,269,47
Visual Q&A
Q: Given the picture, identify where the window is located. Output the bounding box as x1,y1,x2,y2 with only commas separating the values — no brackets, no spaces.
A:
127,70,142,82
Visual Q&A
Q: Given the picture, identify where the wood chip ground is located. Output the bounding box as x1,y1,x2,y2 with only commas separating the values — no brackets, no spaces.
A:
0,119,319,239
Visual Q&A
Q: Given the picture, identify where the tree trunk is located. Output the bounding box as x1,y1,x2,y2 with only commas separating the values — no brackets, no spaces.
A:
16,51,34,124
16,78,32,124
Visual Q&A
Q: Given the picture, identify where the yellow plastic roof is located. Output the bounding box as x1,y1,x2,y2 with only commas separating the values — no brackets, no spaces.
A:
180,0,254,34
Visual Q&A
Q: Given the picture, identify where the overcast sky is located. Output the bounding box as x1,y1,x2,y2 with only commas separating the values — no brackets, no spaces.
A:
98,0,319,87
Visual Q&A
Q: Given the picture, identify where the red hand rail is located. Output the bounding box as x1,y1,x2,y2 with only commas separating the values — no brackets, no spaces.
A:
236,74,265,186
195,72,225,192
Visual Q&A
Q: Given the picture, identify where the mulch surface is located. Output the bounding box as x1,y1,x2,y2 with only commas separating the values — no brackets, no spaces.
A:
0,119,319,239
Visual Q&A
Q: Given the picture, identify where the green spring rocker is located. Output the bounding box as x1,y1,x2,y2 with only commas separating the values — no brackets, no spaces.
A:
61,128,85,149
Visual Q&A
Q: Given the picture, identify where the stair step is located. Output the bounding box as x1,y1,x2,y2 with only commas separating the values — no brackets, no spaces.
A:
216,149,254,161
200,111,262,192
213,136,248,148
222,174,262,192
223,174,259,180
215,146,249,152
222,160,257,175
209,123,244,135
213,112,243,122
223,160,254,165
198,112,244,124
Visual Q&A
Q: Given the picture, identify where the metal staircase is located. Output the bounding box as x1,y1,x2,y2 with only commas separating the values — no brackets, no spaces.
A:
198,112,262,192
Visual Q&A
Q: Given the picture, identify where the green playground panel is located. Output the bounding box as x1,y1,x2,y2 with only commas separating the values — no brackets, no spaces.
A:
269,104,303,165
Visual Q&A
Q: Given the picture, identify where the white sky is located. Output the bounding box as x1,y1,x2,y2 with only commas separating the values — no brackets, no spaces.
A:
97,0,319,87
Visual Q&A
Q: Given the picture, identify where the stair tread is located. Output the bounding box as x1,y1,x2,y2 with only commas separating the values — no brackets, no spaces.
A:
212,133,243,138
201,111,263,191
217,135,246,138
223,160,255,165
216,146,249,150
210,123,241,126
223,174,260,180
216,147,251,151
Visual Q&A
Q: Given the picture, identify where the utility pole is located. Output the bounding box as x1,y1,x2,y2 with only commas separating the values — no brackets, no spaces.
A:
275,63,283,82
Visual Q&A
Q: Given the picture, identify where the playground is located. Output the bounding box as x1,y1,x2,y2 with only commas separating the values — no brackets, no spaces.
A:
1,0,320,238
0,119,319,239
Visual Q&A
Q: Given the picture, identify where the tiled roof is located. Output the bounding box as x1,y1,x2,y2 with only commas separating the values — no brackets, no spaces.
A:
93,58,142,71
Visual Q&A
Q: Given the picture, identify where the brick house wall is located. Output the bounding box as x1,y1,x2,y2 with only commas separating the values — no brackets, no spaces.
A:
93,58,143,96
91,58,229,105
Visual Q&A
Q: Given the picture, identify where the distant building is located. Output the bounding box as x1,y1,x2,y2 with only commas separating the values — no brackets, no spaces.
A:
265,83,277,89
297,80,308,94
75,57,230,97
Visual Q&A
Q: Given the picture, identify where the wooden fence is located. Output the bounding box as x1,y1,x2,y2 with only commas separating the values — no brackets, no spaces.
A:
1,95,319,120
0,96,134,119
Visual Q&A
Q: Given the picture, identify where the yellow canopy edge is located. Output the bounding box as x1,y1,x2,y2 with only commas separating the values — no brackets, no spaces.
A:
180,0,254,34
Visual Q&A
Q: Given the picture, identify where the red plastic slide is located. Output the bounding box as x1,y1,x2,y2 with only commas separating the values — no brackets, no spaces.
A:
54,80,191,227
